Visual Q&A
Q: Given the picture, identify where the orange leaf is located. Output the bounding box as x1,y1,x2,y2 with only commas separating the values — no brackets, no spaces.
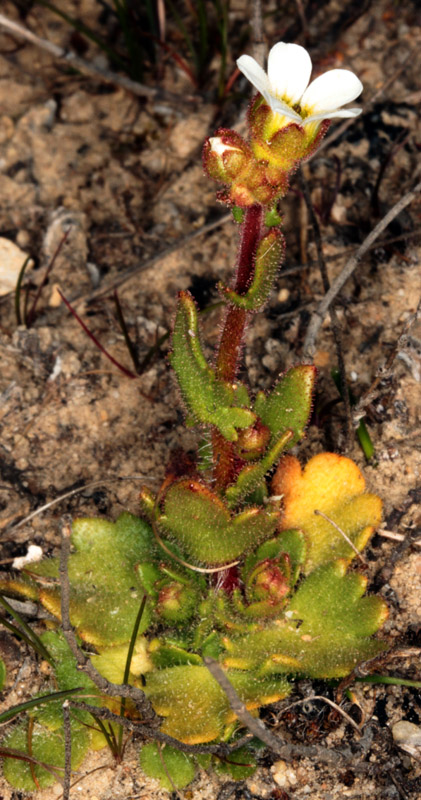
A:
272,453,382,572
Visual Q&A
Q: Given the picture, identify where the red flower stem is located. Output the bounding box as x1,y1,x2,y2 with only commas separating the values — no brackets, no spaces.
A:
213,204,263,489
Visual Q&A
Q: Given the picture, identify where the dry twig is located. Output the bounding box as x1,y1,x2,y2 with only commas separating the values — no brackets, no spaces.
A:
0,13,195,107
352,299,421,424
299,169,353,447
251,0,266,68
204,656,284,752
68,701,246,757
314,509,366,563
277,694,361,735
303,176,421,358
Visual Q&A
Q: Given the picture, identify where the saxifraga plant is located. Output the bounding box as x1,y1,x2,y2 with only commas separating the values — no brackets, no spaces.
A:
1,42,387,792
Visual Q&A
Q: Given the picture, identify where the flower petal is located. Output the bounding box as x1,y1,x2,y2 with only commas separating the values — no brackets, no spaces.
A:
267,42,312,104
303,107,362,125
209,137,242,156
236,55,272,104
268,96,302,122
301,69,363,113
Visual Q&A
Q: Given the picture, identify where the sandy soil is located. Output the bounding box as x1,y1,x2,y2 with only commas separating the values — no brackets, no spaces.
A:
0,0,420,797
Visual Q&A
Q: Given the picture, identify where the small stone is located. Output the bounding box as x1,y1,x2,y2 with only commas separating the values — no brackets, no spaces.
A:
0,115,14,143
330,199,348,224
313,349,330,367
0,237,33,296
16,230,31,248
262,354,277,372
49,282,63,307
392,720,421,757
271,759,298,788
278,287,290,303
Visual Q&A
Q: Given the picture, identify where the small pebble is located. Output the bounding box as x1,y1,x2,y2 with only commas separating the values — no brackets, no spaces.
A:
16,229,31,248
0,237,33,296
278,287,290,303
392,720,421,757
271,759,298,788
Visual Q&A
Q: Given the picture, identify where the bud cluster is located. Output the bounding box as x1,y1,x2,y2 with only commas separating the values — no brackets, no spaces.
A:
203,111,328,209
156,578,198,623
202,127,283,207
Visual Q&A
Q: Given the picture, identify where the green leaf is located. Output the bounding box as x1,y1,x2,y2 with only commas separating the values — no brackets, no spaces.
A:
214,744,257,779
135,562,161,597
37,513,156,646
38,631,99,727
160,480,279,564
0,657,6,690
264,206,283,227
139,742,197,791
231,206,244,223
149,640,203,669
91,638,153,683
274,453,383,573
2,718,89,791
170,291,255,441
218,229,284,311
255,365,316,447
0,573,40,600
144,664,289,744
41,631,98,694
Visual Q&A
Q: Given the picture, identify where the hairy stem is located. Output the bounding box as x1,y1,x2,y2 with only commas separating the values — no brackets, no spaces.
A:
213,205,263,489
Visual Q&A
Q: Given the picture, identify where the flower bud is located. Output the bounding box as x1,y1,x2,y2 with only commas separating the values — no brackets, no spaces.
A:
246,555,291,604
203,128,251,184
156,580,197,623
236,421,271,461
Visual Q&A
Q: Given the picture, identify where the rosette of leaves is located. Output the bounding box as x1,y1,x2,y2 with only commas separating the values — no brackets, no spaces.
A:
0,457,387,792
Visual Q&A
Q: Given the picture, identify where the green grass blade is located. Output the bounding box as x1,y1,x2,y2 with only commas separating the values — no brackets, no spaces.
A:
356,675,421,689
195,0,209,73
331,368,375,460
117,594,147,753
0,616,50,660
14,256,32,326
0,596,53,665
0,688,93,724
165,0,199,73
36,0,127,70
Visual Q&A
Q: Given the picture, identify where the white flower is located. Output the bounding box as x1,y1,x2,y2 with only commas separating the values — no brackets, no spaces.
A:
237,42,362,128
